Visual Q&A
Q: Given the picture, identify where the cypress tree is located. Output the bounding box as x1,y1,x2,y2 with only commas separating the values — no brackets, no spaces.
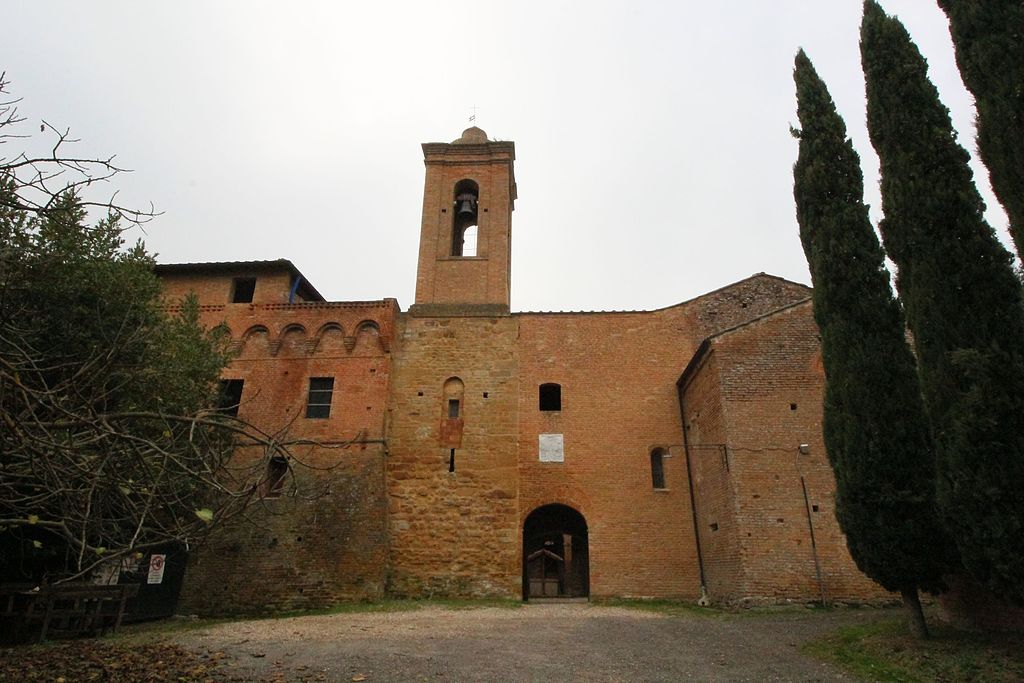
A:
861,0,1024,604
792,50,955,637
937,0,1024,257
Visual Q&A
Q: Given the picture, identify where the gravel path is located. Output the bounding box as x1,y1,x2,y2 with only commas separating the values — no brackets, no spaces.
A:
178,603,889,682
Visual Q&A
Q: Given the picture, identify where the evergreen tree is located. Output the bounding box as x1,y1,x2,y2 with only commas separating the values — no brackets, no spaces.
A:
861,0,1024,604
937,0,1024,257
0,186,291,584
792,50,956,637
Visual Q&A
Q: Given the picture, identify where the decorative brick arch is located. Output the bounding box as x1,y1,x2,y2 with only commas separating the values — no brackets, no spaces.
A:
309,322,346,355
521,497,587,525
240,324,270,341
276,323,308,357
354,319,385,353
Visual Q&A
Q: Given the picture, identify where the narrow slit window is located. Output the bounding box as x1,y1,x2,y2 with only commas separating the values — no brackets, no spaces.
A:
306,377,335,418
449,448,456,473
231,277,256,303
265,456,288,498
217,379,244,417
539,383,561,411
651,448,667,489
448,399,460,418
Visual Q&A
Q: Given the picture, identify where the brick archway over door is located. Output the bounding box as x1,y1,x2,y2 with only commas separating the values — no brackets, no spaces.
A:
523,504,589,600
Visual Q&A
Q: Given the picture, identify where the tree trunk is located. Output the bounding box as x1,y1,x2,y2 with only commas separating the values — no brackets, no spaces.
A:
901,586,929,639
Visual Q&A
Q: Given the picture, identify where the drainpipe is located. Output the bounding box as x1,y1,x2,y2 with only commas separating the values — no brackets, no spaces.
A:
288,276,303,304
677,384,709,606
800,473,828,607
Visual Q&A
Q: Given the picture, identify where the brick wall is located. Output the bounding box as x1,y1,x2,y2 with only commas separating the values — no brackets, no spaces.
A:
164,269,398,614
517,310,702,599
679,351,745,601
413,140,515,311
161,270,296,306
160,263,889,610
682,302,889,605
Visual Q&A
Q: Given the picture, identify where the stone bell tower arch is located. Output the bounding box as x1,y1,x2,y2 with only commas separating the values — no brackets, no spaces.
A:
410,126,516,316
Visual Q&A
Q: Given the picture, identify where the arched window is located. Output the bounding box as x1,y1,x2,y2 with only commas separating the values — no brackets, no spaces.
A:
451,179,479,257
650,448,667,489
461,225,478,257
443,377,465,418
539,383,561,411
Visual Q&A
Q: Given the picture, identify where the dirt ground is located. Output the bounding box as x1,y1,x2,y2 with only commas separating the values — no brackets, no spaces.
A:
176,602,892,682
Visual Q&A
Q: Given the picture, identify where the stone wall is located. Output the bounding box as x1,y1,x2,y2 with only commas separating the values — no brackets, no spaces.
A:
179,447,389,615
385,313,521,597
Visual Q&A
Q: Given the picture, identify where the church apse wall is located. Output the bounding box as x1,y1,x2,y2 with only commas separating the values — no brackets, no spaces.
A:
681,302,888,604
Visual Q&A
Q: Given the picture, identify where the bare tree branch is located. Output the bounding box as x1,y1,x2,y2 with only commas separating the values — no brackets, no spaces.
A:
0,71,158,228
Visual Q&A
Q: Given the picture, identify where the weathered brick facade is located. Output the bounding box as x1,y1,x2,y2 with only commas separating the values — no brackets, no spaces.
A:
160,127,889,614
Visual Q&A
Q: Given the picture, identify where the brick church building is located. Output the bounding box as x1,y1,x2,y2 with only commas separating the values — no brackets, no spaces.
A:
156,127,886,614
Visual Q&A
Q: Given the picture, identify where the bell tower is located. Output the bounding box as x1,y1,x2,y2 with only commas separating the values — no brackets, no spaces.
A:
410,127,516,316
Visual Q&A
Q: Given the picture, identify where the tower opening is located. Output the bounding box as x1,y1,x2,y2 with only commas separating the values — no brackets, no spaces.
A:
451,179,479,257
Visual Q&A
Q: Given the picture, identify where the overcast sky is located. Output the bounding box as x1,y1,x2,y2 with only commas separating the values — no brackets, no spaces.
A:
4,1,1011,312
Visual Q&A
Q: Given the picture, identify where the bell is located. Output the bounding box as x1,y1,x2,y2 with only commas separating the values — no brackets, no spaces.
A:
457,200,475,215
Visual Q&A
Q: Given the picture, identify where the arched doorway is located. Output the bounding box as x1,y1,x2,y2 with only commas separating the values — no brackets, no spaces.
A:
522,504,589,600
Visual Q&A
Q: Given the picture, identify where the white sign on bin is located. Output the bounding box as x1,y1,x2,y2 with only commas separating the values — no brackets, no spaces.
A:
539,433,564,462
147,554,166,585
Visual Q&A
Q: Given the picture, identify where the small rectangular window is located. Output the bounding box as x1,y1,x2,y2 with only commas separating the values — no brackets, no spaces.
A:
265,456,288,498
651,449,666,489
539,383,561,411
448,399,460,418
306,377,335,418
217,379,244,417
231,277,256,303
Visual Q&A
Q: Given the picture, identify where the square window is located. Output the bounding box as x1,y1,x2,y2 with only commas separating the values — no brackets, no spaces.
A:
539,383,561,411
231,277,256,303
217,379,244,417
306,377,334,418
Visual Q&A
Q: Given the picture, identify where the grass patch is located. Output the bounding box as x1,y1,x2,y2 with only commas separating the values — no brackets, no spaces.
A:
594,597,723,618
417,597,522,610
597,597,848,620
803,616,1024,682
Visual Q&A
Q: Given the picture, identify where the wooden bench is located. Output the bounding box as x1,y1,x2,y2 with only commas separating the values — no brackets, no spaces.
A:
0,583,139,642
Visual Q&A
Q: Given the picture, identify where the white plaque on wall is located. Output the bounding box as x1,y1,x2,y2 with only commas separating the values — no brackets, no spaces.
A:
539,433,564,462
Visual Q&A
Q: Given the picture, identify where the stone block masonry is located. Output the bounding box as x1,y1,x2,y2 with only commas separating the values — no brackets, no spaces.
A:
386,314,521,597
